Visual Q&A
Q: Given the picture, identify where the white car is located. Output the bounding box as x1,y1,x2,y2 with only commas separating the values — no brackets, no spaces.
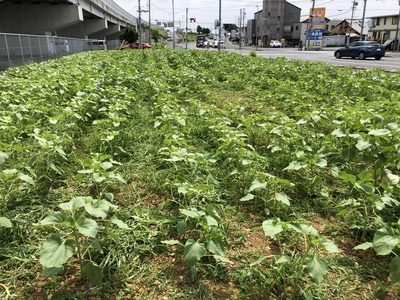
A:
270,40,282,48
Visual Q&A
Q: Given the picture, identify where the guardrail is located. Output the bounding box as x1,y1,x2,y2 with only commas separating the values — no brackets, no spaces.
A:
0,33,117,71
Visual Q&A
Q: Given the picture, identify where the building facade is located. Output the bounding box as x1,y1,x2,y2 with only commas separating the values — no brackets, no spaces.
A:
369,14,399,42
249,0,301,47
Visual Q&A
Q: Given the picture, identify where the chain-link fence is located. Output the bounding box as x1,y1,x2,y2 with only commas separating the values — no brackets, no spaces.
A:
0,33,118,71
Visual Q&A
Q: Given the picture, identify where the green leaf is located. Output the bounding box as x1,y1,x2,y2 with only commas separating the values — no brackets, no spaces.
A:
161,240,181,245
90,239,103,253
40,212,68,225
250,256,267,266
288,223,318,236
353,242,373,250
184,239,206,267
262,219,283,238
389,257,400,284
85,201,110,218
341,148,356,162
110,216,130,229
319,238,340,253
59,197,86,212
82,262,103,287
305,255,328,283
213,255,233,264
331,129,346,137
179,208,205,218
276,255,291,264
18,173,34,185
339,171,356,184
356,139,371,151
283,161,306,171
39,236,76,268
177,220,187,235
76,218,98,238
100,161,113,170
368,129,391,136
206,216,218,226
207,238,224,256
0,151,9,164
41,267,64,276
240,193,255,201
248,179,266,192
275,192,290,206
373,227,399,255
0,217,12,228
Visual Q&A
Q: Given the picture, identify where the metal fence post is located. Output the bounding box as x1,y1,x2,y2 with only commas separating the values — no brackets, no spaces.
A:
4,34,12,68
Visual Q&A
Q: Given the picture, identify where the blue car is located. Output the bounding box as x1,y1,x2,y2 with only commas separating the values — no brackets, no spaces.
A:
334,41,385,60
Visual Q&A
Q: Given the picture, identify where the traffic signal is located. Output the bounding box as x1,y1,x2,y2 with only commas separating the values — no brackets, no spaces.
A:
190,18,196,22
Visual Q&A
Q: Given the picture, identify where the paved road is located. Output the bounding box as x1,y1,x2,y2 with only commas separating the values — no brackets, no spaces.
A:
174,41,400,72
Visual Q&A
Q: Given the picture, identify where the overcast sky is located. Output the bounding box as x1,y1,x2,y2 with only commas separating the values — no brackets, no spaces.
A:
113,0,400,29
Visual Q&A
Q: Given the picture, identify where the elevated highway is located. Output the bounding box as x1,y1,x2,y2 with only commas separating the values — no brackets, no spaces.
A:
0,0,139,40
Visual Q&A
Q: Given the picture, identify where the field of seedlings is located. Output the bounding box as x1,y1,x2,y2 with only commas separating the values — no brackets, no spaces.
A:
1,49,400,299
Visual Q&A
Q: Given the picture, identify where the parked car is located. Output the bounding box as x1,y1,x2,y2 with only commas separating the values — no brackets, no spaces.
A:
269,40,282,48
121,42,151,50
334,41,384,60
382,39,399,51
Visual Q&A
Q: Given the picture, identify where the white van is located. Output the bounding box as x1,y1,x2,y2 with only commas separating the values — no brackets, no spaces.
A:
88,40,107,50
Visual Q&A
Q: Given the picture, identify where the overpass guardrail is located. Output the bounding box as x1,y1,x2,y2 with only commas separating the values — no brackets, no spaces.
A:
0,33,118,71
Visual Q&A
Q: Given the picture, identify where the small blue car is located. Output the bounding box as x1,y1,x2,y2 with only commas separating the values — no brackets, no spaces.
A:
334,41,385,60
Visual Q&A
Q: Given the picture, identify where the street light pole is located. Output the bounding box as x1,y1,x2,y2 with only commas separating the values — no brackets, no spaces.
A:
306,0,316,50
138,0,142,49
186,7,188,49
218,0,222,51
148,0,151,46
255,5,259,50
395,1,400,52
172,0,175,49
360,0,367,41
347,1,358,45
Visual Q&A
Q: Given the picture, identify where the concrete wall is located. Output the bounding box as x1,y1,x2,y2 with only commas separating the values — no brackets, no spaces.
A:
0,0,138,40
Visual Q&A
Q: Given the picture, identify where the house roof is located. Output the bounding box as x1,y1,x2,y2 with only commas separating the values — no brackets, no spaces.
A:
368,14,399,19
332,19,368,35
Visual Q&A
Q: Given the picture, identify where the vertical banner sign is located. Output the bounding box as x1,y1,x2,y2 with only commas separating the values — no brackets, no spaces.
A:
310,7,326,49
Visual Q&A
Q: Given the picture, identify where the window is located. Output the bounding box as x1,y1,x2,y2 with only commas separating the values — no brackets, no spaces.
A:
296,25,299,30
392,16,399,25
376,18,380,26
384,17,387,25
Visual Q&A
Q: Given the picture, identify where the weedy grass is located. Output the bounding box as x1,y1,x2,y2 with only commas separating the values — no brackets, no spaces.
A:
0,49,400,299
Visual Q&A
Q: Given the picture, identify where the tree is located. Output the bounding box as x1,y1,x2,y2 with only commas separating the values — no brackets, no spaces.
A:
202,28,211,35
223,23,238,32
151,28,163,43
119,26,138,44
196,25,203,34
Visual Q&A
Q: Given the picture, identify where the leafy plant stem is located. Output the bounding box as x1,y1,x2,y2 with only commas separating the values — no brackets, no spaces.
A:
74,230,84,273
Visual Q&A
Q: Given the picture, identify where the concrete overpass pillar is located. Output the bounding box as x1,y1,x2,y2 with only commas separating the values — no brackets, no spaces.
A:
90,22,120,40
0,4,83,35
57,18,108,38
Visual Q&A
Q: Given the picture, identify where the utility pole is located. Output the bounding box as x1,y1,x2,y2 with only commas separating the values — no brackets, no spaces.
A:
148,0,151,46
239,8,242,50
395,0,400,51
347,1,358,45
138,0,142,49
255,5,259,50
186,7,188,49
360,0,367,41
305,0,315,50
172,0,175,49
218,0,222,51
